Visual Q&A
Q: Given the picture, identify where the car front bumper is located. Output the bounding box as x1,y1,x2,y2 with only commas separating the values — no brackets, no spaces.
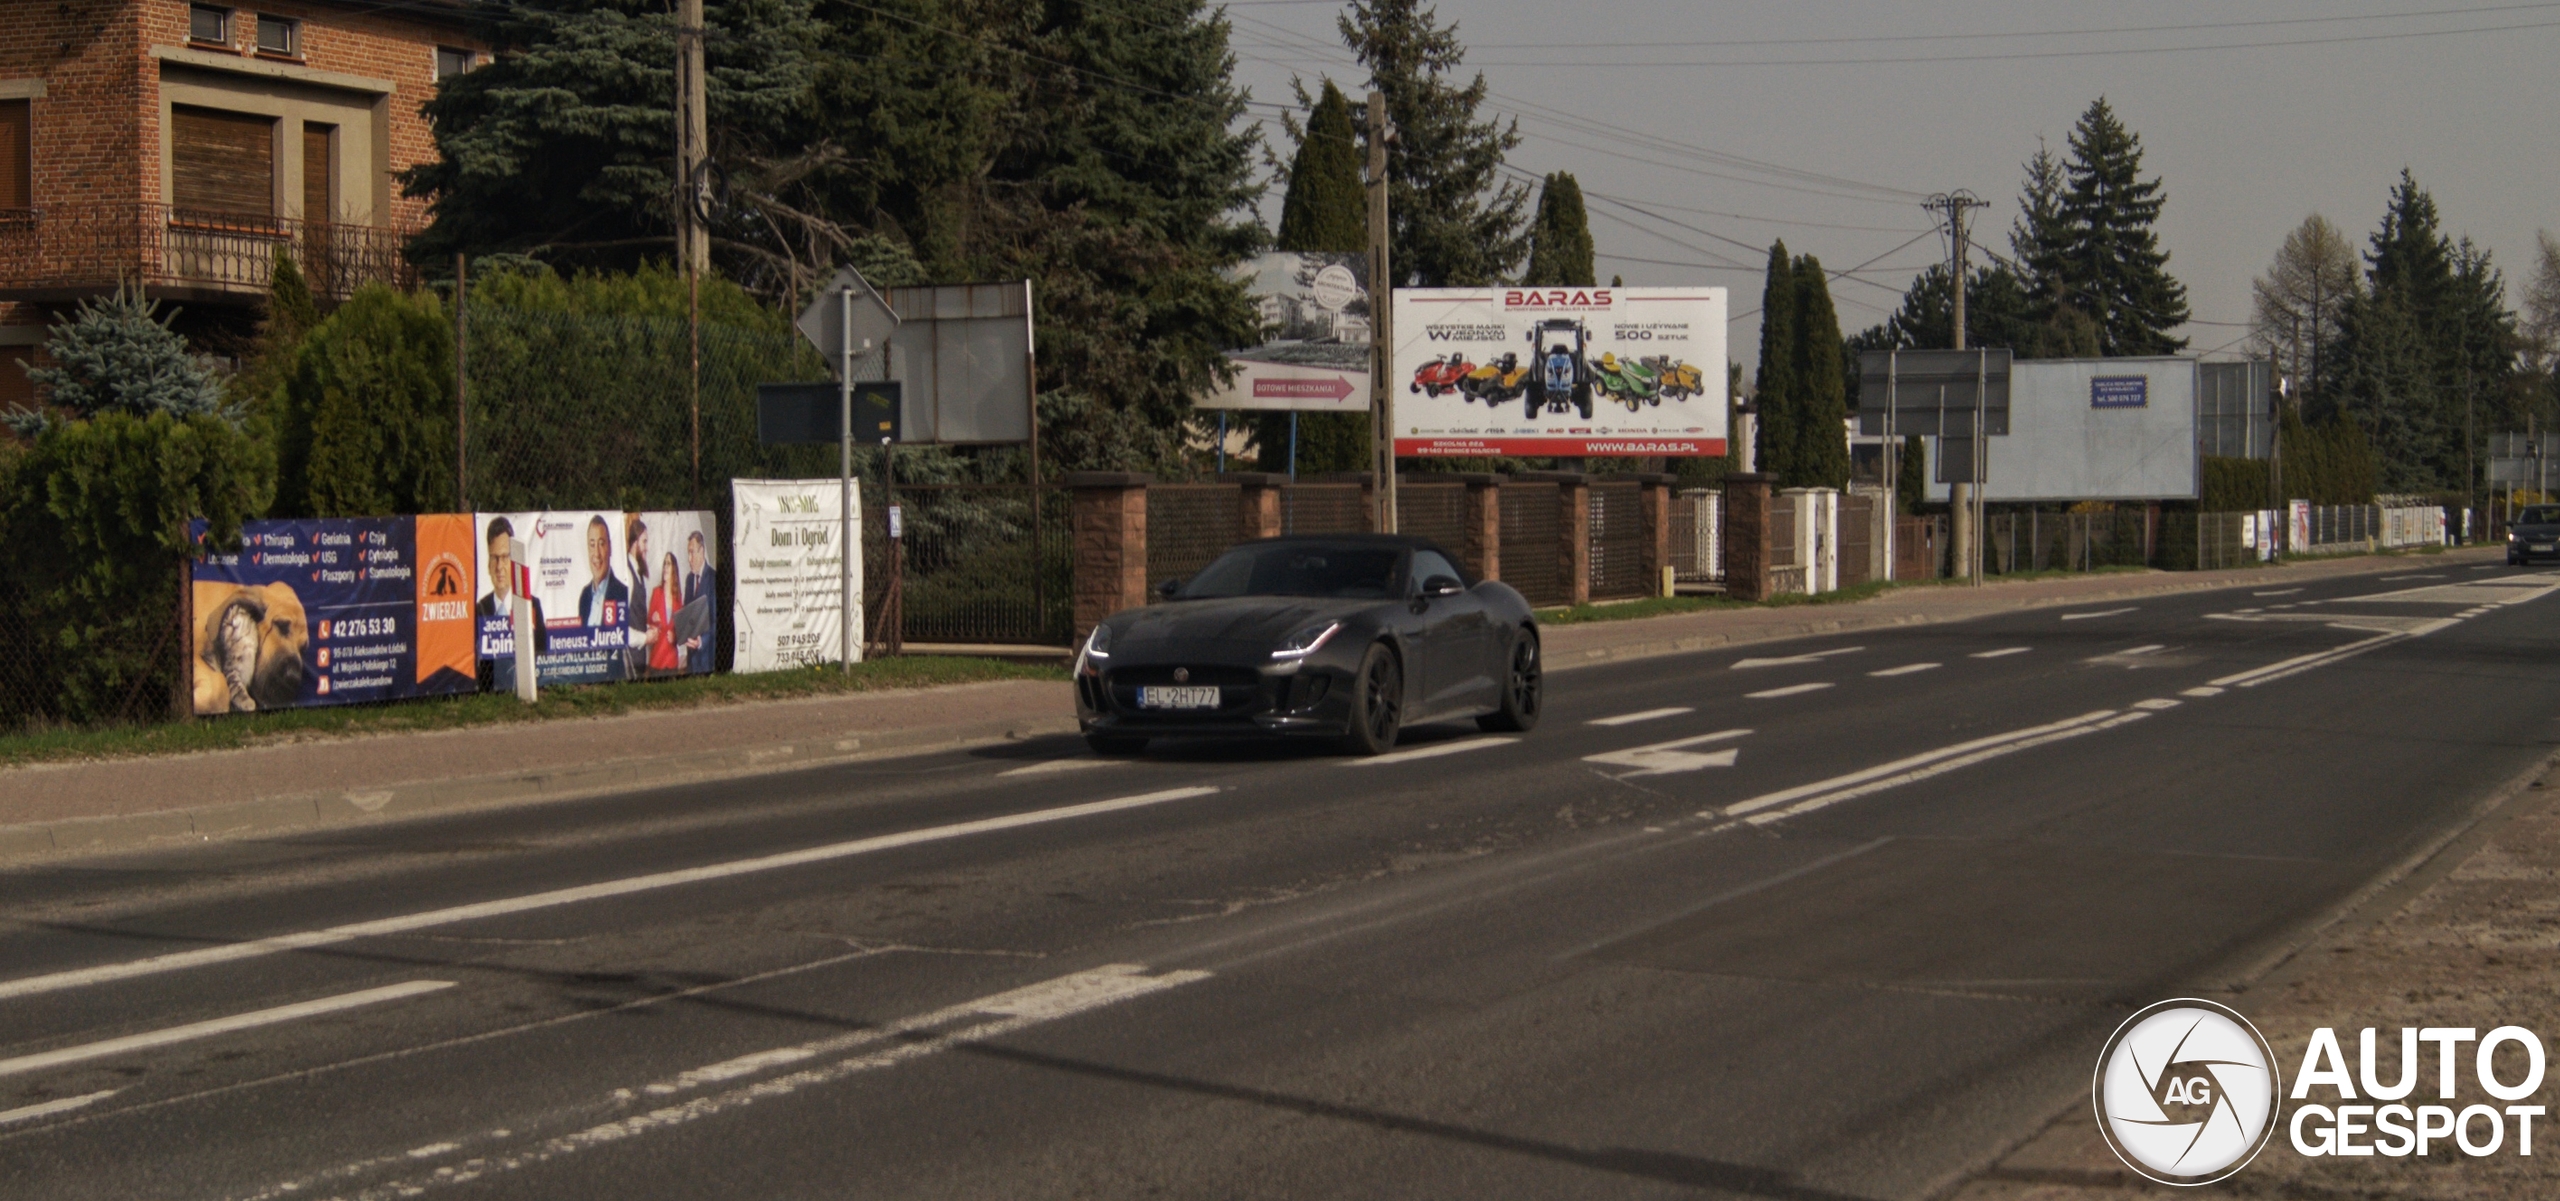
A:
1074,656,1361,739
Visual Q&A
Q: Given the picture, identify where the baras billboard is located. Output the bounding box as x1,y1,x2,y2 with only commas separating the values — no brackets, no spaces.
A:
1391,286,1727,457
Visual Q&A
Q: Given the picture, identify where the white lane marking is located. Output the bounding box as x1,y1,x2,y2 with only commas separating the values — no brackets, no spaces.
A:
1583,729,1751,777
1345,736,1516,766
1738,712,2151,826
997,758,1115,777
0,787,1224,1003
1588,707,1692,727
1731,646,1864,669
332,966,1208,1200
0,981,453,1079
0,1089,117,1126
1867,663,1940,677
2380,574,2445,580
2207,618,2461,689
1970,647,2031,659
1718,710,2118,818
1745,682,1833,699
2118,644,2166,656
2182,686,2225,697
406,1142,462,1159
2060,608,2137,620
2253,589,2302,596
2132,698,2182,711
644,964,1203,1098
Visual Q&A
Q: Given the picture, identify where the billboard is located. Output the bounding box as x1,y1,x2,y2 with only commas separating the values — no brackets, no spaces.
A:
189,516,477,715
1921,357,2199,503
731,479,862,673
625,510,721,678
1195,252,1371,413
879,281,1035,443
1390,286,1727,457
473,510,633,689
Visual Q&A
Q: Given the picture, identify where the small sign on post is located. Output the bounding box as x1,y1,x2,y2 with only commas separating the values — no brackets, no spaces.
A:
795,268,900,672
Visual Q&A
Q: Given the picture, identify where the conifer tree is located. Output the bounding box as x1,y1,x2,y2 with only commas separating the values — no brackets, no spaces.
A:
1753,242,1798,481
1341,0,1529,287
1521,171,1594,287
2008,101,2189,355
1260,78,1369,476
12,287,229,434
1789,255,1850,489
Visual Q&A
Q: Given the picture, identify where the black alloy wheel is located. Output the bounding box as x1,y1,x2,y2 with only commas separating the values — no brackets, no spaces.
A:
1342,642,1403,755
1478,628,1542,733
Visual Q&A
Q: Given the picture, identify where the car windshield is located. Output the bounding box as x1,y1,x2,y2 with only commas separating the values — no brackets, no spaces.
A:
1179,543,1404,600
2519,506,2560,525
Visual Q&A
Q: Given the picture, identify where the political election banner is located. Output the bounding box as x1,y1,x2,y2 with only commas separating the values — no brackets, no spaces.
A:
1195,251,1371,413
730,479,861,673
624,510,721,678
473,510,631,689
188,516,477,715
1390,286,1728,457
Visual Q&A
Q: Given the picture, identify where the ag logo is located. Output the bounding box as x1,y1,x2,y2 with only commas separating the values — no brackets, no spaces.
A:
2093,998,2280,1186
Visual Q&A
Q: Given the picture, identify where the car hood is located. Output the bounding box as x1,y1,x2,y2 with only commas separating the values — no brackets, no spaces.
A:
2513,524,2560,538
1108,596,1374,659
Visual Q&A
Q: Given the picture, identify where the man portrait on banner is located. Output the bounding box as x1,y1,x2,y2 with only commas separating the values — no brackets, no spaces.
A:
680,529,720,673
577,515,629,635
477,517,546,689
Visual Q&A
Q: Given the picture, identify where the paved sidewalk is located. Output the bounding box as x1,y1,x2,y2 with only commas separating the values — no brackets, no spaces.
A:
0,548,2496,861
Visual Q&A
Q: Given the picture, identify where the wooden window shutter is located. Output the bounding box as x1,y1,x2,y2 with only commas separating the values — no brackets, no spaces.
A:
302,123,333,223
0,100,28,211
171,105,275,220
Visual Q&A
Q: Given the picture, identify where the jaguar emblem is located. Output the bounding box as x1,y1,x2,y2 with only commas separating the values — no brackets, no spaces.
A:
1173,667,1190,683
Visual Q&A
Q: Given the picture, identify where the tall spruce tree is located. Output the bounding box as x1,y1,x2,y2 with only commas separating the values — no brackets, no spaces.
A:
1259,78,1370,476
2010,100,2190,355
1789,254,1850,489
1340,0,1529,287
1521,171,1595,287
1753,242,1799,481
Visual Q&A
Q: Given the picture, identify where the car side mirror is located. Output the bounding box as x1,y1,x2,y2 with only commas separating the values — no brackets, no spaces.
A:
1155,578,1183,601
1422,575,1465,598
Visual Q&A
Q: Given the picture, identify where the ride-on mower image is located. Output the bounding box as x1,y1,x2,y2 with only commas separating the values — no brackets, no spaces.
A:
1645,356,1704,402
1410,353,1474,397
1528,319,1593,420
1459,353,1531,407
1592,352,1659,410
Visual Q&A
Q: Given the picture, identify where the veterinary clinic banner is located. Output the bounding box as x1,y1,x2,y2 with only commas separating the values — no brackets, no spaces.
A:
472,510,633,689
730,479,861,673
623,510,720,678
1389,286,1728,457
1194,251,1371,413
189,516,477,715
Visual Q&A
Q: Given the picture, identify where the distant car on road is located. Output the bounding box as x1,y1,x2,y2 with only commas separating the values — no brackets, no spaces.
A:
2510,505,2560,565
1073,535,1542,756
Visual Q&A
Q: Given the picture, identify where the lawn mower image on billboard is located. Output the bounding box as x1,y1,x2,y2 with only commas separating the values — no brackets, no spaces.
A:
1528,319,1593,420
1648,356,1706,401
1409,353,1474,398
1459,353,1532,408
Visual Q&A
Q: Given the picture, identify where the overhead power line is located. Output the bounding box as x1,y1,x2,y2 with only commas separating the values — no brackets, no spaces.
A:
1464,18,2560,67
1461,2,2560,49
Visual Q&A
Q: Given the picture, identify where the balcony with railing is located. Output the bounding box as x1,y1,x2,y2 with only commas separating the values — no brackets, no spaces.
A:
0,204,417,304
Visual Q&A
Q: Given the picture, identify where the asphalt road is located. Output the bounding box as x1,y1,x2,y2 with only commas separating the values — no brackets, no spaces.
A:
4,557,2557,1200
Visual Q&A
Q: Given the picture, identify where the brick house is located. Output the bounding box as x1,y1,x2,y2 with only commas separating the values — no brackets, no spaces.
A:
0,0,483,412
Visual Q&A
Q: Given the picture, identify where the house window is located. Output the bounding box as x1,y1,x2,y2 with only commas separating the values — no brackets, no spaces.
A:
171,105,275,222
0,100,28,213
189,5,232,46
302,122,332,223
435,46,476,80
254,14,298,56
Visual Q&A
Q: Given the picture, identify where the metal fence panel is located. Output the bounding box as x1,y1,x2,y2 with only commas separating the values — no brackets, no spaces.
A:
1146,484,1243,586
1670,490,1721,582
1396,484,1468,556
1498,486,1565,607
1281,484,1368,535
1588,482,1647,599
868,484,1069,646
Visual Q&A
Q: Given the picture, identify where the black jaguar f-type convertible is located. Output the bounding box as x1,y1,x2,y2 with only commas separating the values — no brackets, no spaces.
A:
1073,534,1542,756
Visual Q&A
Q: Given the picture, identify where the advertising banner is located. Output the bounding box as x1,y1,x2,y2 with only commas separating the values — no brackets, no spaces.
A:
730,479,862,673
1390,286,1727,457
1195,252,1371,412
188,516,476,715
623,510,721,678
473,510,631,688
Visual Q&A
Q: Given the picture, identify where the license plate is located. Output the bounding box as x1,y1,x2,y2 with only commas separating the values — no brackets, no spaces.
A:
2534,544,2553,553
1139,685,1220,710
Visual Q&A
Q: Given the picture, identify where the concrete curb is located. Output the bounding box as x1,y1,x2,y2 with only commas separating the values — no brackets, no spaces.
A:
0,713,1080,864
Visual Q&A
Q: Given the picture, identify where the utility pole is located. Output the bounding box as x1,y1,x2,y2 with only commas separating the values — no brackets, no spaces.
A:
677,0,708,504
1926,190,1989,583
454,252,468,512
1367,90,1396,532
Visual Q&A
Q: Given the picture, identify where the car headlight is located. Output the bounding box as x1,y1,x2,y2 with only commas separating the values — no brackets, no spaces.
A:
1079,624,1111,675
2510,531,2523,542
1271,620,1342,661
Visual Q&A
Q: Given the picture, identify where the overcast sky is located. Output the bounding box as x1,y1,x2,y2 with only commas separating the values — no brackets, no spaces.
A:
1220,0,2560,374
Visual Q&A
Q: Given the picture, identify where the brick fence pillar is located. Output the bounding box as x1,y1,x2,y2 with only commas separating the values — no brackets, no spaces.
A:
1067,471,1152,643
1458,472,1501,581
1723,472,1774,602
1221,472,1286,542
1636,472,1675,597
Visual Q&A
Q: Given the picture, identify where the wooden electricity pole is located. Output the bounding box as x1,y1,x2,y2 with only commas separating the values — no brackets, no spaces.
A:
1367,90,1396,532
1927,190,1989,584
677,0,708,503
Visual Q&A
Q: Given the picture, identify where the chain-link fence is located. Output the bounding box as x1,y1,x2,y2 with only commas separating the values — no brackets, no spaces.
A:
1395,482,1468,556
1588,481,1648,599
871,484,1069,646
1146,484,1245,588
1280,482,1367,534
1499,485,1565,606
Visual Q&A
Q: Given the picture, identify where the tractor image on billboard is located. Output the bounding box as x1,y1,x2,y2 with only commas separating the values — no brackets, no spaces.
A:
1528,318,1593,421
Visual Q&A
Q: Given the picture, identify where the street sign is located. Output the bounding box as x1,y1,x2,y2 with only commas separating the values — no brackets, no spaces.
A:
1856,348,2013,437
757,381,901,445
878,280,1036,444
795,267,900,373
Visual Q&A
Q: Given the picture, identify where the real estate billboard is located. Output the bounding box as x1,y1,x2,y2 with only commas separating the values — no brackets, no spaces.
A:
1195,252,1372,413
1389,286,1727,457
